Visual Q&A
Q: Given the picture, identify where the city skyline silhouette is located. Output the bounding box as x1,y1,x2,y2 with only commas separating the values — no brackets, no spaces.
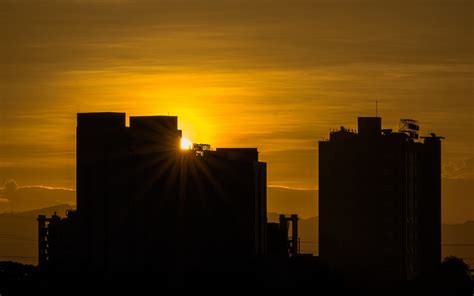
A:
1,0,473,293
1,112,473,294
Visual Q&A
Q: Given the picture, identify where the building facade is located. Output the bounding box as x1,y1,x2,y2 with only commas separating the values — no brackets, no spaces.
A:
319,117,442,281
39,113,268,272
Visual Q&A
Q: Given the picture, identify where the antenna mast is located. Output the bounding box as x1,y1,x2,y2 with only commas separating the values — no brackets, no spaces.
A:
376,101,378,117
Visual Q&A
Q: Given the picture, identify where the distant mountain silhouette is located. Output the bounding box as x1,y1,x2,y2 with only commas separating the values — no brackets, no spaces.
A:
11,204,74,217
1,205,472,266
442,178,474,224
0,204,73,265
269,213,474,265
0,179,471,223
269,180,474,224
443,221,474,268
0,180,472,266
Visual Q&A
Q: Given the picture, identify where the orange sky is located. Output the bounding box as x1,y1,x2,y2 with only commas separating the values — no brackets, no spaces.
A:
0,0,473,189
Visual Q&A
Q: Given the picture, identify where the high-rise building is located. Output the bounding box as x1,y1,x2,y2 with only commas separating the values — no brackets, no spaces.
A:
39,113,267,272
318,117,442,281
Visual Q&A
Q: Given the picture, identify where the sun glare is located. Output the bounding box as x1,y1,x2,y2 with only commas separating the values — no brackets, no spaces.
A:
181,137,192,150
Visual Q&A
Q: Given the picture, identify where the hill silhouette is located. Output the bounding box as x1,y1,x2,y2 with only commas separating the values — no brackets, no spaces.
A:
2,205,471,266
268,180,474,224
442,178,474,224
0,183,472,266
268,212,474,267
1,179,471,223
0,204,73,265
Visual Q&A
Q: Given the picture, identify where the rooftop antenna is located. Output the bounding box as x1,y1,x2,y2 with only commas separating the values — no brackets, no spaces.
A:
376,100,378,117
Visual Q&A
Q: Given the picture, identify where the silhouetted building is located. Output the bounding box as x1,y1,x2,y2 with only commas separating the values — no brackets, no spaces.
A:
38,211,82,271
319,117,442,281
267,214,300,257
39,113,269,272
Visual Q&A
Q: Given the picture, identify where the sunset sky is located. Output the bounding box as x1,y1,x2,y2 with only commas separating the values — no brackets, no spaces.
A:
1,0,473,190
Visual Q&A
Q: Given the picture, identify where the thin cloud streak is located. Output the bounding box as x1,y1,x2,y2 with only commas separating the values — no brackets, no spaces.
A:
0,0,472,189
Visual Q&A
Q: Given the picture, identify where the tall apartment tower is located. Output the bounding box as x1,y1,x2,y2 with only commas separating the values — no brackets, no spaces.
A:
318,117,442,281
39,113,267,272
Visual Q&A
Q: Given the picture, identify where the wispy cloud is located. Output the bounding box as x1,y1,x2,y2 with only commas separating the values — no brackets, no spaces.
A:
1,0,472,188
0,179,75,212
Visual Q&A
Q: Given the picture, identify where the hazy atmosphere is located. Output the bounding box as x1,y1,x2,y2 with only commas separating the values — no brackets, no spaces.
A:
1,0,472,191
1,2,473,289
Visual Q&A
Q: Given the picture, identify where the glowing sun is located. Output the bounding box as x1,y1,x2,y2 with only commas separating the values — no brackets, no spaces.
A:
181,137,192,150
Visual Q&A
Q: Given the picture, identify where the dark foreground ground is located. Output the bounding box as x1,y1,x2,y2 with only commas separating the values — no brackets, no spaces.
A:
0,259,472,295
